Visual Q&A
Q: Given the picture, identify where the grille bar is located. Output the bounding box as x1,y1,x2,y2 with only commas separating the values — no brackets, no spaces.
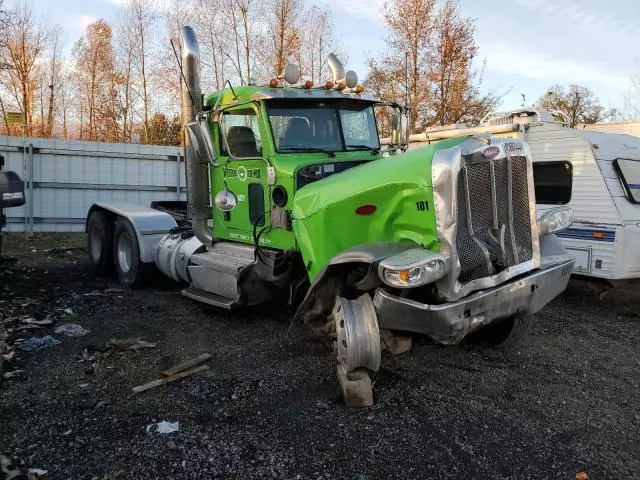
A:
489,161,498,230
506,157,519,264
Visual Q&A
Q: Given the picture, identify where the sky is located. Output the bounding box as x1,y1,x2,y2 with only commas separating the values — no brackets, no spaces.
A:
30,0,639,112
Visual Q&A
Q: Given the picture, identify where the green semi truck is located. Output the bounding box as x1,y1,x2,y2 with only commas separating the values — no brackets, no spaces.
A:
86,26,575,405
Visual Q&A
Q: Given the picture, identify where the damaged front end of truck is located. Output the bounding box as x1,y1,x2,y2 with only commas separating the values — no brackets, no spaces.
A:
293,135,574,404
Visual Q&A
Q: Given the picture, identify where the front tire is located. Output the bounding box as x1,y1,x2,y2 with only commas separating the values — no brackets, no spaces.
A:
87,210,114,274
113,219,145,288
474,312,534,348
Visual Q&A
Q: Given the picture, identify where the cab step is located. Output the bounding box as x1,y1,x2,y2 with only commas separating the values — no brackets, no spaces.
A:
181,286,238,310
186,242,256,302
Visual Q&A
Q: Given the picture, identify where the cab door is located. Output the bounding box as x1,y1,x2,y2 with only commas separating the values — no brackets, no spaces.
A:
213,106,269,244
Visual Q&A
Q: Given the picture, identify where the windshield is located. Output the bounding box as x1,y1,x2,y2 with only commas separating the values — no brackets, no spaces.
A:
267,101,380,153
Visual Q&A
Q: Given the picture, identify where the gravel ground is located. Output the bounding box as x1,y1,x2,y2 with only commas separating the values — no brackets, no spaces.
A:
1,233,639,480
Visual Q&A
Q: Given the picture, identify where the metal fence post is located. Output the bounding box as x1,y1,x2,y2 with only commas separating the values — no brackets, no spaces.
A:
176,152,181,200
28,143,34,234
22,139,27,235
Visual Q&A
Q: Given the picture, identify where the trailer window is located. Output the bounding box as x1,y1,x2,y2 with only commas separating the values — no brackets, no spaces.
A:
614,158,640,204
532,161,573,205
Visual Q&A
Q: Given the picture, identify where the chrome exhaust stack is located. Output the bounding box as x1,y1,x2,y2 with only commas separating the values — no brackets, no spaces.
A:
327,53,346,83
180,25,213,246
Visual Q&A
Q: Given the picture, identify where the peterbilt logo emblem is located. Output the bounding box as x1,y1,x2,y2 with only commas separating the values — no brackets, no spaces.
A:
482,146,500,159
504,142,524,154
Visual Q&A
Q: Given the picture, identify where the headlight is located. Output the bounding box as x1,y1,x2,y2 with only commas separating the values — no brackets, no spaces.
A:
378,248,447,288
537,206,574,235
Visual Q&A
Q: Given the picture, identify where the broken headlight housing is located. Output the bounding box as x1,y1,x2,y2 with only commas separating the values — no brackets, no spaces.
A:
378,248,447,288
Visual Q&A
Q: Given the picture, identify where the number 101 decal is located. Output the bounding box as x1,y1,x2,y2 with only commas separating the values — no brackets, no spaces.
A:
416,200,429,212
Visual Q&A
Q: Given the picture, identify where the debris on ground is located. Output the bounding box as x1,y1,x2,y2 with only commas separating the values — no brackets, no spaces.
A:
27,467,48,477
2,369,23,379
0,453,23,479
104,288,126,294
161,353,212,377
107,339,157,351
20,317,54,326
380,329,413,356
19,335,61,351
146,421,180,435
133,364,209,393
54,323,90,337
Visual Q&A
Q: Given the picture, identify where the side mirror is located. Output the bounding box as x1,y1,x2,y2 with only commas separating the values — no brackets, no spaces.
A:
390,112,409,149
0,171,25,208
398,112,408,147
391,114,400,146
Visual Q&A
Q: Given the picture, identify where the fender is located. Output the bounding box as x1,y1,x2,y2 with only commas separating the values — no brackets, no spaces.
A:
293,242,417,324
86,202,178,263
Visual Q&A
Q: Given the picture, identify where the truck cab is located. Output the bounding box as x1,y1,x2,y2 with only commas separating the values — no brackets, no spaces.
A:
204,85,396,253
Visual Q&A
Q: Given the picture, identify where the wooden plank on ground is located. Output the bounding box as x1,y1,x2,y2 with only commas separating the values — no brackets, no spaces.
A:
132,365,209,394
161,353,212,377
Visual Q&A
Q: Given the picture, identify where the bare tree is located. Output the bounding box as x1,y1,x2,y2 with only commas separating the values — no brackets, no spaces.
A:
537,84,606,127
264,0,302,77
194,0,226,91
427,0,500,126
119,0,159,143
624,60,640,121
73,20,119,141
367,0,501,131
367,0,435,132
0,0,52,136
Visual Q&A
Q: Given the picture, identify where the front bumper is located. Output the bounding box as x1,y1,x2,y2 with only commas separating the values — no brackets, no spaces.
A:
373,257,574,345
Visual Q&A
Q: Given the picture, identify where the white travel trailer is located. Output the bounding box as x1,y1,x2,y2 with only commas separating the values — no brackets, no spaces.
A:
409,110,640,281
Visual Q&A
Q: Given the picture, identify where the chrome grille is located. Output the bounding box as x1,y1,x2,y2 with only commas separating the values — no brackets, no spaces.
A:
456,155,532,284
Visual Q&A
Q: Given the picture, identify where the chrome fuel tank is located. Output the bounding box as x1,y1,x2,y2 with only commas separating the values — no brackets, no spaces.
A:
155,230,204,283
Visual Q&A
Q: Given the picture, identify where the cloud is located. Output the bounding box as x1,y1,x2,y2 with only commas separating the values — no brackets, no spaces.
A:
80,15,96,28
518,0,640,44
480,40,630,91
331,0,385,24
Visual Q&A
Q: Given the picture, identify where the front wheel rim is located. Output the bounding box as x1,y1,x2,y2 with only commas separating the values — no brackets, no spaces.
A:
117,232,133,273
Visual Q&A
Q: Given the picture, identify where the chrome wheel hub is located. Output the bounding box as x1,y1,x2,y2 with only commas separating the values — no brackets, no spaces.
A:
333,294,381,373
117,232,133,273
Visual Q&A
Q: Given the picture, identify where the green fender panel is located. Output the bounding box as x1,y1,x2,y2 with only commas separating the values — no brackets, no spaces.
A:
291,137,467,281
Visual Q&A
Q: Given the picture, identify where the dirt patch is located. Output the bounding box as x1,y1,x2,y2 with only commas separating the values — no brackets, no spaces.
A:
1,233,639,479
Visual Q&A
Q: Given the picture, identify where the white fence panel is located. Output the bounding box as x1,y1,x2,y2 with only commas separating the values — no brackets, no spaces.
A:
0,136,186,232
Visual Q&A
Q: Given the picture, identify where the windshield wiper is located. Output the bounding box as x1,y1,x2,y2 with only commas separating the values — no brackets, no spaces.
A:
280,147,336,157
346,144,380,155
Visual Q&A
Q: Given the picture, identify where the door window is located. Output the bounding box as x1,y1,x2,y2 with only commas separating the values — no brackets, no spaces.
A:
221,108,262,158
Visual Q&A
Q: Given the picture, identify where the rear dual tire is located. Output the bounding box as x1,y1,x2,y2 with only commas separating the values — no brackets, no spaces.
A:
87,211,114,274
87,211,146,288
113,219,145,288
